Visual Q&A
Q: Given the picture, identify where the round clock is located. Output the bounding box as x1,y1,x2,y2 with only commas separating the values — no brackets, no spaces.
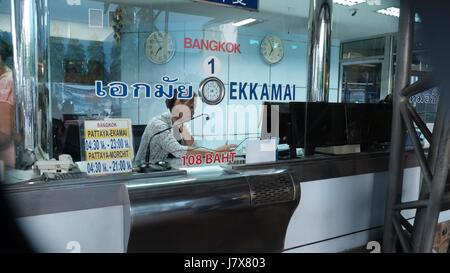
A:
145,31,175,64
199,77,225,105
260,35,284,64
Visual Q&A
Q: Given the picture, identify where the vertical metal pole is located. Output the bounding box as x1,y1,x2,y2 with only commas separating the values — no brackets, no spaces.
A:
385,35,395,96
382,0,414,253
11,0,39,168
415,91,450,252
307,0,332,102
411,90,447,251
410,0,450,252
36,0,52,157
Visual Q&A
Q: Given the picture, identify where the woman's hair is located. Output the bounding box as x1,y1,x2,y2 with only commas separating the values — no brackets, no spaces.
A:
0,35,13,63
165,89,197,111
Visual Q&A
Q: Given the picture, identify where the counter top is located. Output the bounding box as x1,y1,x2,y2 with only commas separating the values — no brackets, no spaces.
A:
233,149,418,182
1,149,420,219
2,149,418,194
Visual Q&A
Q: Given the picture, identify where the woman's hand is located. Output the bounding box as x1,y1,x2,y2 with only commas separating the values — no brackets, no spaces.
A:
179,124,194,146
216,144,238,152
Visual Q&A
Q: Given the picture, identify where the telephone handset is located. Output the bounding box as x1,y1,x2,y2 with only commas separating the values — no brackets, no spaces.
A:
34,153,76,175
35,145,49,161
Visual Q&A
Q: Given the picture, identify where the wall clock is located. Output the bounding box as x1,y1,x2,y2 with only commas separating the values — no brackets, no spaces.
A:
199,77,226,105
145,31,175,64
260,34,284,65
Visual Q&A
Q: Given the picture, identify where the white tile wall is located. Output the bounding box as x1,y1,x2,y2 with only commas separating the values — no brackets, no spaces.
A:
121,25,341,144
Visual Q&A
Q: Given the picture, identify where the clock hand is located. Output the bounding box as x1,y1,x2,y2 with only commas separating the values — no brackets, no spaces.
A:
156,46,162,56
156,38,165,53
155,37,162,48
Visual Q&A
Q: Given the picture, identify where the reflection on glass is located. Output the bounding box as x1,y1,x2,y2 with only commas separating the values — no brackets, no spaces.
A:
342,37,385,59
0,1,16,169
341,63,382,103
1,0,405,174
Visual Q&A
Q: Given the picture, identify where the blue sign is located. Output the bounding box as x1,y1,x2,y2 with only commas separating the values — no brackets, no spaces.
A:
229,82,297,101
95,76,194,100
196,0,259,11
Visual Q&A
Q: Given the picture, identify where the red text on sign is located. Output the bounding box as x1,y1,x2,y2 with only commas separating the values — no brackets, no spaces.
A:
181,152,236,167
184,38,241,54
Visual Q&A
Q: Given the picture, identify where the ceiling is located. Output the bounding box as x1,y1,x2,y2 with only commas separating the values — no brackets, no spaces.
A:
0,0,402,41
100,0,401,40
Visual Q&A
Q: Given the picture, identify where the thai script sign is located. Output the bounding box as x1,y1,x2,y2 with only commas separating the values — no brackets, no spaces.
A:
95,76,194,100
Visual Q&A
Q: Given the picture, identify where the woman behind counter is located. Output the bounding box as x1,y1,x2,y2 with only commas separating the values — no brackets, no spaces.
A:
135,91,236,164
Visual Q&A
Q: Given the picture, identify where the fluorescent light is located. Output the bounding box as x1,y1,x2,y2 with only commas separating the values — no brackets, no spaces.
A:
377,7,400,17
66,0,81,5
333,0,366,6
377,7,422,22
232,18,257,27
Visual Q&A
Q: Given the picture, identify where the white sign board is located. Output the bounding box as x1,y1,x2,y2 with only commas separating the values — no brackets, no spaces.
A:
83,119,134,175
245,138,277,164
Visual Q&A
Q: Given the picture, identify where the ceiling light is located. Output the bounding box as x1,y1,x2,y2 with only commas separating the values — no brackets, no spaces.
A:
232,18,257,27
333,0,366,6
377,7,422,22
377,7,400,17
66,0,81,6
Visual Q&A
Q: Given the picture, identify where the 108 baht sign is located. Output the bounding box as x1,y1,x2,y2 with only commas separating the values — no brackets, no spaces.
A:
84,119,134,175
194,0,259,11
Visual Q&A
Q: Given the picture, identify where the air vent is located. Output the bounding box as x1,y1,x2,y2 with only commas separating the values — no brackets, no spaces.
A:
89,8,104,28
248,173,296,206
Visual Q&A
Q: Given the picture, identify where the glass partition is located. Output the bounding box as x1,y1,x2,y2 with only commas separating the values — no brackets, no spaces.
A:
342,37,385,59
1,0,413,181
302,0,399,156
44,0,316,172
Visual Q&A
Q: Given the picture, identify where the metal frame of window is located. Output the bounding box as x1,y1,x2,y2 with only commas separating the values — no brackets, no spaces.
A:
338,34,396,103
339,60,383,103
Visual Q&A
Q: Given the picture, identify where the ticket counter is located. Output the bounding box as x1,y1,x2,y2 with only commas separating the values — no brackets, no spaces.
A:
0,0,440,252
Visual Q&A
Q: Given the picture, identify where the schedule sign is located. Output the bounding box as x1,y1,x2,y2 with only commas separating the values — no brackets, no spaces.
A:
84,119,133,175
195,0,259,11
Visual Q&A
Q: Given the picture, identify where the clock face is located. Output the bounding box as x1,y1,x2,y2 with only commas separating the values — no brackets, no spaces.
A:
145,31,175,64
260,35,284,64
199,77,225,105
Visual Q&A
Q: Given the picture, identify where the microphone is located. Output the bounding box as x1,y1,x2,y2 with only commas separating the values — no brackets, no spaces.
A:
191,113,210,122
144,113,210,164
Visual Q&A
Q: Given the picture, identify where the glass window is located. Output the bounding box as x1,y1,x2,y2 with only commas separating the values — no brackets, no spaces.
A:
44,0,314,172
342,37,386,59
341,63,382,103
392,17,437,127
304,1,399,156
408,20,437,131
3,0,407,181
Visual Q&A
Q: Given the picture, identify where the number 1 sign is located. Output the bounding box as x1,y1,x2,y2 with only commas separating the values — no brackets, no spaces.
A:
203,56,222,76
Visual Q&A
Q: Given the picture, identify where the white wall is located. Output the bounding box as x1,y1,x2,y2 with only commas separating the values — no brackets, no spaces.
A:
17,206,125,253
0,14,11,32
284,167,423,252
119,10,341,149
